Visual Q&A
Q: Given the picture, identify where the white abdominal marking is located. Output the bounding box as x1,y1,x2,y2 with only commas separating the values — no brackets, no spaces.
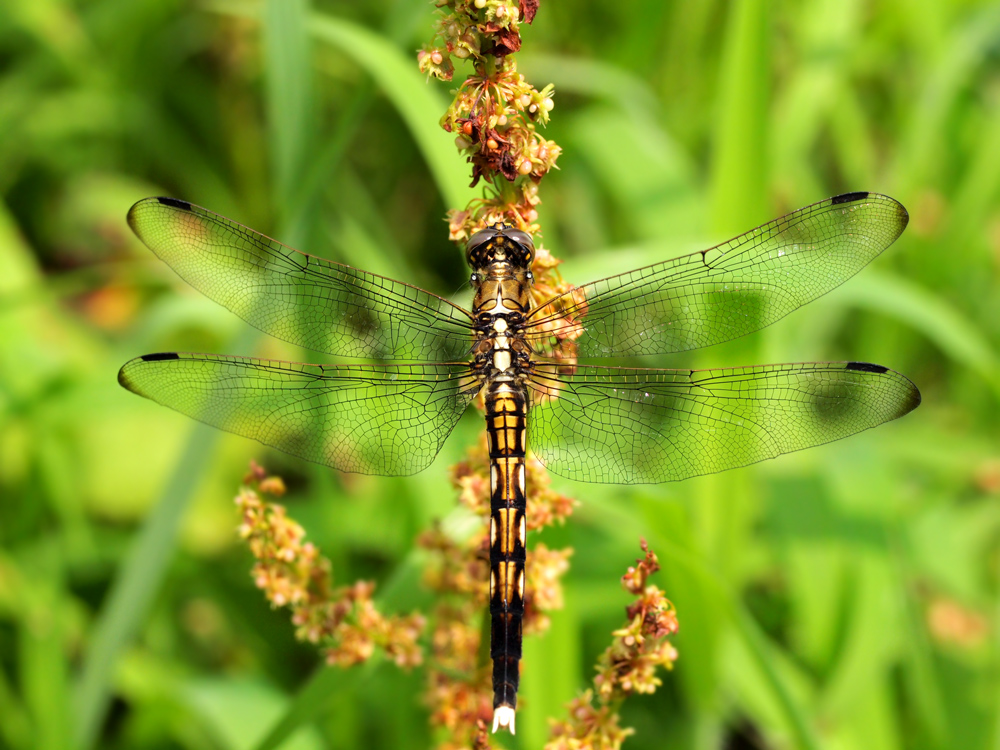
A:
493,706,516,734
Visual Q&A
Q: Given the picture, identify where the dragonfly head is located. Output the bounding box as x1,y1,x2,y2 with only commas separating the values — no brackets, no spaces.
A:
466,224,535,272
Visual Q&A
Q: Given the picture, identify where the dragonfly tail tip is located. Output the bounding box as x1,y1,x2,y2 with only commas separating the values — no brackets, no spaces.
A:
492,705,516,734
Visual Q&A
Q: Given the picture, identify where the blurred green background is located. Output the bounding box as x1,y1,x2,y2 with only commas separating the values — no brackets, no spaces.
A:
2,0,999,749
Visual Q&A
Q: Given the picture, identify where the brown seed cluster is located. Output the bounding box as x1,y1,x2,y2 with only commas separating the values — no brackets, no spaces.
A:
419,0,541,82
441,66,560,189
598,542,680,699
546,692,636,750
419,0,560,248
236,463,425,670
546,542,679,750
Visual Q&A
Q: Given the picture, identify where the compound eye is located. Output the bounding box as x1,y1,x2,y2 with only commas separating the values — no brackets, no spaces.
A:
466,228,497,255
525,270,534,283
470,273,480,285
504,229,535,251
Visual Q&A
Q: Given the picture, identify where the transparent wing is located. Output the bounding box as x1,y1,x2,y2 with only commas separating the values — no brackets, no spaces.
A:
128,197,474,360
118,353,480,475
525,193,908,357
527,361,920,484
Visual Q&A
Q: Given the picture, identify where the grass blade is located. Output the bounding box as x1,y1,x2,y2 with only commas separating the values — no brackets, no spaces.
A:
73,421,225,750
836,271,1000,396
264,0,314,221
306,13,472,210
709,0,770,234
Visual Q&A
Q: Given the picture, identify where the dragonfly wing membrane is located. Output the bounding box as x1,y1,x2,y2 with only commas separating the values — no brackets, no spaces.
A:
525,193,908,357
128,198,474,360
118,353,480,475
527,361,920,484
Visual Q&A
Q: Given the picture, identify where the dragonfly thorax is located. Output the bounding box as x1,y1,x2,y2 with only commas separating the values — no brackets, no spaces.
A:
472,272,532,316
471,308,531,380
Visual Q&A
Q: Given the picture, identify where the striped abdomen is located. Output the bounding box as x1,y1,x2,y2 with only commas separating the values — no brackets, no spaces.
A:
484,377,527,733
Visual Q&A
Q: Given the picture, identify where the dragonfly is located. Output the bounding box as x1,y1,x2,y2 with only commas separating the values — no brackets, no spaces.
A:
119,191,920,733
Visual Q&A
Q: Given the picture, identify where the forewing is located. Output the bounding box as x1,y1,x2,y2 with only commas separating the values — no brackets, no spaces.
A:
525,193,908,357
128,198,474,360
118,353,480,475
527,361,920,484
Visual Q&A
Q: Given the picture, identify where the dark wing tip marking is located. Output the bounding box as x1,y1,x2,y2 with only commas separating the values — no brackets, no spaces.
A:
120,353,181,391
846,361,887,373
898,201,910,232
155,196,193,210
892,369,923,415
126,196,194,235
893,380,922,419
844,361,922,418
831,191,870,205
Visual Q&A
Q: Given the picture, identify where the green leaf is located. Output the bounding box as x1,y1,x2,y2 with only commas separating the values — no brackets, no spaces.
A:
184,678,325,750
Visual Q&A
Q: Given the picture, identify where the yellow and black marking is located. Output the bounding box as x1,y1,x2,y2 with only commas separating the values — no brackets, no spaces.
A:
484,378,528,716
